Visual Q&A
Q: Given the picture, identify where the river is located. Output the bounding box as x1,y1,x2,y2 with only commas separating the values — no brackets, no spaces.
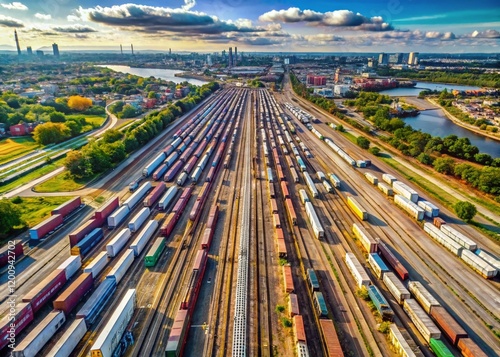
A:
403,109,500,158
380,82,481,97
100,65,209,86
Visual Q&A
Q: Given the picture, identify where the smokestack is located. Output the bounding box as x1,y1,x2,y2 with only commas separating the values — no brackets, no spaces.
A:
120,44,123,55
14,30,21,55
131,44,134,55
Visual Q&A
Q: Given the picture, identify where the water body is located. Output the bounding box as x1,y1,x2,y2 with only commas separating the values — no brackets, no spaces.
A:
101,65,209,86
380,82,481,97
403,109,500,158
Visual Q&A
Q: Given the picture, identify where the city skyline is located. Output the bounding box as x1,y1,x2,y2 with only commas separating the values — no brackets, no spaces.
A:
0,0,499,53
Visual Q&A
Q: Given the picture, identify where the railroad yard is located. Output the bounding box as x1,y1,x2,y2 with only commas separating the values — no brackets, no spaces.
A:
1,84,499,357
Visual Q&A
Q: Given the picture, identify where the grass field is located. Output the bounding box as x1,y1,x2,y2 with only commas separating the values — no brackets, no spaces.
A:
34,170,96,192
66,114,106,128
0,137,40,165
11,196,71,228
0,158,66,194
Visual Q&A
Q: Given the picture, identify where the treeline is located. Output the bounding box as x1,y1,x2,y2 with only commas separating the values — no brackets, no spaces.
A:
376,68,500,88
289,72,338,114
65,81,219,178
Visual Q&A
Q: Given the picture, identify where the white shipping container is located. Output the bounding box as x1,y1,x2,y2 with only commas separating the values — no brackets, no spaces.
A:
299,189,309,204
382,173,397,185
408,281,440,314
303,172,319,198
383,272,410,304
123,182,152,210
158,186,178,210
460,250,497,279
345,252,371,288
128,207,150,233
191,167,202,183
394,195,424,221
106,249,134,284
368,253,389,280
47,318,87,357
389,324,419,357
84,251,108,278
57,255,81,281
165,151,179,167
393,181,418,203
316,171,326,181
106,228,131,257
305,202,324,239
424,223,463,256
107,205,130,228
322,180,334,193
90,289,136,357
403,299,441,342
328,173,341,188
417,200,440,218
177,172,188,186
440,225,477,251
377,182,394,196
12,311,65,357
143,153,166,177
352,223,378,253
198,153,209,170
130,220,159,256
476,249,500,270
365,172,378,185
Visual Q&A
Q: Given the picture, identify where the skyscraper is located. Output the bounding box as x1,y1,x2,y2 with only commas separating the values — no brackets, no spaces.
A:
228,47,233,67
408,52,419,65
234,47,237,66
14,30,21,56
120,44,123,55
26,46,32,55
131,44,134,55
378,53,388,65
52,43,59,57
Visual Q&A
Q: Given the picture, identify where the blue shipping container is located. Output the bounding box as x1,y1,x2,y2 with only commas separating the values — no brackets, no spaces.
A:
71,228,104,257
368,285,394,321
76,278,116,325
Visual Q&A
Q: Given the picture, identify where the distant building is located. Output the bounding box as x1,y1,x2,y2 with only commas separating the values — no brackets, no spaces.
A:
41,84,59,95
378,53,388,65
367,58,375,68
9,122,39,137
408,52,419,65
234,47,237,66
26,46,32,55
389,53,402,64
284,58,290,65
306,74,326,86
334,85,351,96
52,43,59,57
36,50,44,56
207,54,212,66
228,47,233,67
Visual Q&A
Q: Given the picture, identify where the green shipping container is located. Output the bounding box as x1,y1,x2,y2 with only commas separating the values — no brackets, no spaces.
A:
145,237,166,267
314,291,328,317
429,338,454,357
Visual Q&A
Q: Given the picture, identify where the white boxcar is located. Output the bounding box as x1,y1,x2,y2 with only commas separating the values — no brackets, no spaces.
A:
408,281,440,314
377,182,394,196
303,172,319,198
305,201,324,239
128,207,150,233
476,249,500,270
383,272,410,304
322,180,334,193
316,171,327,181
107,205,130,228
299,189,309,204
424,223,463,256
158,186,178,210
84,251,108,278
130,220,159,256
417,200,440,218
90,289,136,357
123,182,152,210
382,173,397,185
345,252,370,288
328,173,341,188
106,228,131,257
197,153,210,170
368,253,390,280
106,249,134,284
440,225,477,251
165,151,179,167
389,324,419,357
394,195,424,221
177,172,188,186
364,172,378,185
57,255,81,281
142,152,166,177
47,318,87,357
393,181,418,203
267,167,274,183
191,166,203,184
352,223,378,253
403,299,441,342
460,249,497,279
12,311,65,357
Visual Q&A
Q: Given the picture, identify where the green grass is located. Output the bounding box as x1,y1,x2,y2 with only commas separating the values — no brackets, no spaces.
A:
341,131,359,145
66,114,106,128
0,137,40,165
34,170,97,192
11,196,71,228
0,158,66,194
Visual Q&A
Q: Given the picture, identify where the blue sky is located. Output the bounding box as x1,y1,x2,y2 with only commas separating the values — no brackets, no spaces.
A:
0,0,499,52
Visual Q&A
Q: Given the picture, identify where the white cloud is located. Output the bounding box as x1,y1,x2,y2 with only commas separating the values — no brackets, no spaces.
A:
67,15,82,22
471,29,500,38
35,13,52,20
1,2,27,10
0,14,24,27
182,0,196,11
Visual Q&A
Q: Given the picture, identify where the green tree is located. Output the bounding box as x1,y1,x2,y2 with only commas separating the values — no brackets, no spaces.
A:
0,199,24,234
356,136,371,150
147,91,156,99
369,147,380,156
65,120,83,136
65,150,91,178
120,105,138,118
103,129,123,143
454,201,477,222
33,122,71,145
49,111,66,123
433,157,455,175
109,101,124,114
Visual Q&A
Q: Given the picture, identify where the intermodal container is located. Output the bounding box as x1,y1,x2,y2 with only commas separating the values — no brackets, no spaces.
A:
76,278,116,325
95,197,119,221
29,214,63,240
460,249,497,279
90,289,136,357
368,285,394,321
164,160,183,182
145,237,166,267
0,302,33,350
153,164,169,181
303,172,318,198
106,228,131,257
457,338,488,357
165,309,189,357
158,186,178,211
70,228,104,257
403,299,441,342
128,207,150,233
144,182,166,207
47,318,87,357
429,338,454,357
395,194,424,221
377,182,393,196
388,324,419,357
382,173,397,185
58,255,81,280
429,306,468,345
475,249,500,270
289,293,299,317
305,201,324,239
319,319,344,357
440,225,477,251
107,205,130,229
11,310,65,357
378,241,409,280
393,181,419,203
51,197,81,217
345,253,371,288
69,218,101,247
293,315,306,343
408,281,440,314
424,223,464,256
206,205,219,229
106,249,134,284
22,269,67,312
433,217,446,229
123,182,152,210
365,172,378,185
283,265,294,293
160,212,177,237
0,240,23,268
368,253,389,279
130,220,159,256
383,272,410,304
143,152,165,177
352,223,378,253
347,196,368,221
417,200,440,218
53,272,93,315
84,251,108,278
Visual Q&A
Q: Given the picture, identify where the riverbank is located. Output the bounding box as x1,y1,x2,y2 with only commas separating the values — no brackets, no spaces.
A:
426,98,500,143
175,72,212,83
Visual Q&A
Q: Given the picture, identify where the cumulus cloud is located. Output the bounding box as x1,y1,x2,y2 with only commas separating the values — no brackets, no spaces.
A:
240,37,281,46
304,33,345,43
35,13,52,20
67,15,81,22
52,25,98,33
0,14,24,27
182,0,196,11
259,7,393,31
1,2,28,11
471,29,500,38
77,4,264,35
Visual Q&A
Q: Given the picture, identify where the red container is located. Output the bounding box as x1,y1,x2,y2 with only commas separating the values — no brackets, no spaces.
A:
277,165,285,181
206,166,216,182
51,197,81,218
201,228,214,250
198,182,211,202
23,269,67,313
275,228,284,240
164,161,183,182
289,293,299,317
285,199,297,225
430,306,468,345
69,218,101,247
277,238,287,257
270,199,278,214
457,338,488,357
0,302,33,350
172,197,189,215
183,157,197,174
144,182,166,207
206,205,219,229
0,240,23,267
179,146,194,162
53,272,93,315
320,319,344,357
269,184,275,198
378,240,409,280
283,265,294,293
189,200,202,221
94,197,119,221
160,212,178,237
280,182,290,199
434,217,446,229
273,214,281,228
293,315,306,343
180,187,194,201
153,164,168,181
29,214,63,240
